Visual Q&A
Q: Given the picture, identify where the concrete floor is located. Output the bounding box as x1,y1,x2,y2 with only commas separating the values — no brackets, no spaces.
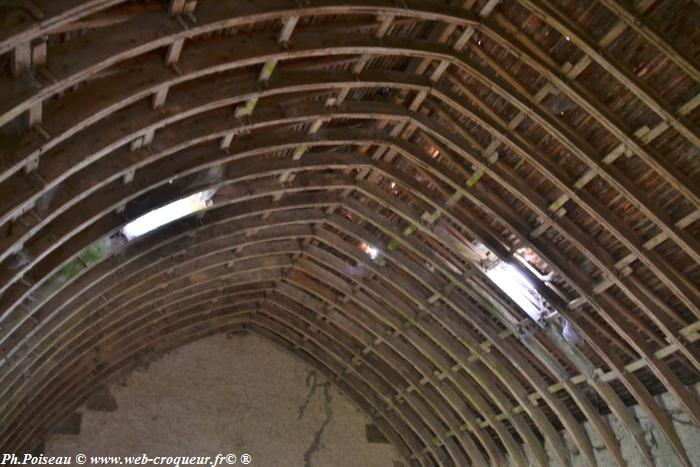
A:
45,332,404,467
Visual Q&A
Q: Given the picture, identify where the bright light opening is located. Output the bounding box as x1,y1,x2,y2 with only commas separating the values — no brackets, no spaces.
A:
360,242,379,260
122,190,214,240
485,261,544,321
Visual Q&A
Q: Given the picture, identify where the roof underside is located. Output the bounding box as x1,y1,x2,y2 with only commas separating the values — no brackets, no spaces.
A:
0,0,699,465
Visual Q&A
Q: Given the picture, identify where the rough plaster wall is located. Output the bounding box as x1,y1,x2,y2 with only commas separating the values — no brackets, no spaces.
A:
513,383,700,467
45,333,404,467
42,330,700,467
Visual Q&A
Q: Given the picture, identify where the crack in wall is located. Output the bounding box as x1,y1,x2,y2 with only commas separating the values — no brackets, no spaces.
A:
297,371,320,420
667,409,699,429
670,416,697,428
297,371,333,467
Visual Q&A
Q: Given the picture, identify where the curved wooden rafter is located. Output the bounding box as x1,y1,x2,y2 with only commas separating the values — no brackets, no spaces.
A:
1,99,697,394
0,37,696,313
0,79,695,342
593,0,700,83
1,120,696,458
0,1,698,466
1,117,696,460
0,2,696,217
514,0,700,149
0,172,684,464
1,232,520,466
0,207,580,464
26,208,524,464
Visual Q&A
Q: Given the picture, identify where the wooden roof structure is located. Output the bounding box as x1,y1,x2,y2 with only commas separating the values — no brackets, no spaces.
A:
0,0,699,465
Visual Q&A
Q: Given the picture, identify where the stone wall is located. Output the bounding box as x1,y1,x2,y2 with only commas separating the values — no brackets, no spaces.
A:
525,384,700,467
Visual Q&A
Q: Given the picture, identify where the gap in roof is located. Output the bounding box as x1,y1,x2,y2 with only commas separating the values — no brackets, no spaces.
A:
122,189,214,240
472,242,547,322
485,259,546,321
360,242,379,260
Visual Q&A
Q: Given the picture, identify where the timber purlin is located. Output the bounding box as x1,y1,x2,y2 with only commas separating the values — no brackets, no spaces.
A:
0,1,698,466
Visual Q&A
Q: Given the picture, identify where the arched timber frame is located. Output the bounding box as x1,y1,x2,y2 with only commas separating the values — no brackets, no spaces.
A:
0,1,698,466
